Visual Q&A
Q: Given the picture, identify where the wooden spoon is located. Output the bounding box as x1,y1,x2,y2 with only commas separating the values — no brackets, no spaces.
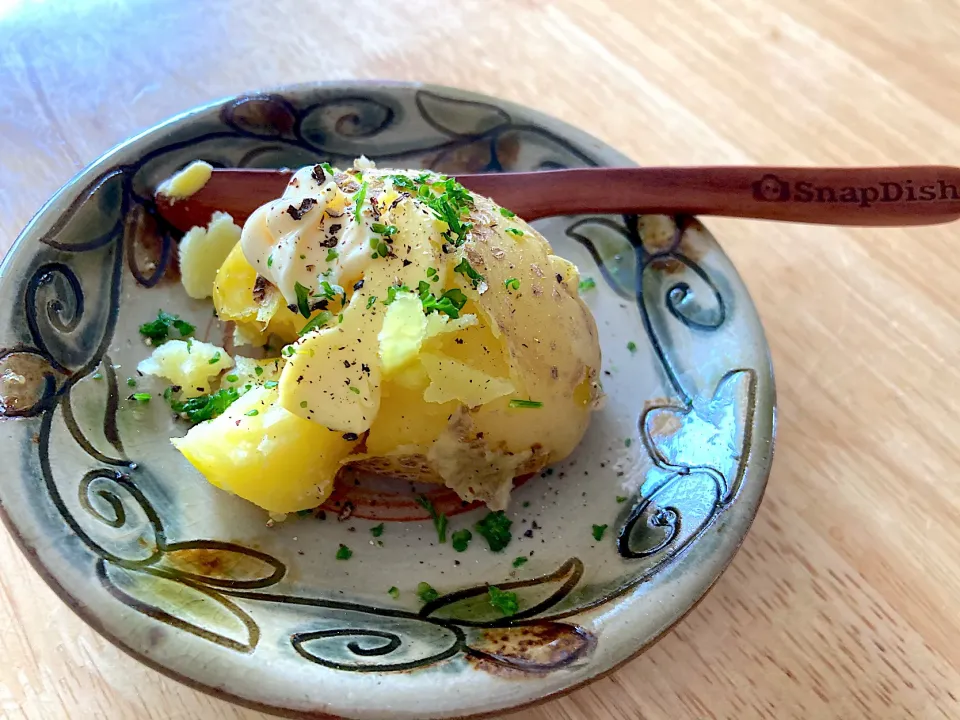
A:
154,166,960,232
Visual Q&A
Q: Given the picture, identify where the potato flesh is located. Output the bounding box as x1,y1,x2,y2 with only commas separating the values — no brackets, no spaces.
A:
171,387,356,514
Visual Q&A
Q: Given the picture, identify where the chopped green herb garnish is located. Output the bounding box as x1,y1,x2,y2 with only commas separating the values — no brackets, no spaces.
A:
300,400,308,408
366,296,377,309
168,387,240,423
453,257,485,288
627,341,637,353
451,529,472,552
353,181,368,223
338,313,344,324
245,409,259,417
504,278,520,291
139,310,195,344
388,174,417,190
384,283,410,305
225,374,239,383
267,254,273,268
336,544,352,560
624,438,632,447
616,496,628,504
326,248,339,262
264,380,279,389
208,352,221,365
387,586,399,598
282,345,296,357
505,227,524,237
592,524,608,542
349,386,360,395
370,222,398,236
426,267,439,281
578,276,596,293
129,392,151,403
416,495,448,543
419,286,467,319
508,399,543,409
419,177,475,246
499,207,516,218
254,366,264,377
294,282,311,318
126,377,136,387
371,523,385,538
475,511,512,552
512,556,528,568
298,310,332,336
417,581,439,604
320,162,334,177
92,372,103,380
488,586,519,616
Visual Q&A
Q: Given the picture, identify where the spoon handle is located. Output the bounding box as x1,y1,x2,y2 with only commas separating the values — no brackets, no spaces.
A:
154,166,960,233
465,166,960,225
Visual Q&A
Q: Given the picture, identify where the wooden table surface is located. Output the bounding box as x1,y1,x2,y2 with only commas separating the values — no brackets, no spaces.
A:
2,1,959,718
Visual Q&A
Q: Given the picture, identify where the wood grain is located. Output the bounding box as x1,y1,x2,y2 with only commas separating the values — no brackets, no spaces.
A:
1,1,959,718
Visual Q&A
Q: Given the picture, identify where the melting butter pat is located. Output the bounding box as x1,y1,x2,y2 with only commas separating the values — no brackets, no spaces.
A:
157,160,213,201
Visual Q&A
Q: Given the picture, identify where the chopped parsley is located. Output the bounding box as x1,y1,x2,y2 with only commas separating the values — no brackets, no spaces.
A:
366,296,377,309
126,377,137,387
512,556,528,568
353,181,368,223
387,174,417,190
624,438,632,447
225,374,239,383
244,409,259,417
592,524,608,542
371,222,398,236
264,380,279,389
383,283,410,305
418,284,468,319
254,366,264,377
139,310,195,344
267,254,274,268
207,352,221,365
320,162,334,178
426,267,439,282
336,544,352,560
616,496,628,504
504,278,520,291
294,282,311,318
326,248,339,262
475,511,512,552
416,581,439,604
387,586,399,599
318,280,346,305
92,372,103,380
451,529,472,552
508,399,543,409
300,400,308,408
505,227,524,237
499,207,516,218
488,586,519,617
578,276,596,293
419,177,475,246
627,341,637,353
416,495,448,543
349,386,360,395
129,392,151,404
167,387,240,423
370,523,385,538
298,310,332,336
453,257,484,288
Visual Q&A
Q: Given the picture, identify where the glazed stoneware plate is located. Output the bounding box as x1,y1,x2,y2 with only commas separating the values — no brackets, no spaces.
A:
0,82,775,719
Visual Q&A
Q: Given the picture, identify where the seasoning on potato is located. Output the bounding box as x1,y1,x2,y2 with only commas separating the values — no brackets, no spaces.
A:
147,159,603,515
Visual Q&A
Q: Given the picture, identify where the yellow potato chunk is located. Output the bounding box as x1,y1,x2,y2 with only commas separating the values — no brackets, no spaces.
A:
137,340,232,397
222,356,282,393
420,352,514,407
171,387,356,514
378,292,427,375
179,213,241,300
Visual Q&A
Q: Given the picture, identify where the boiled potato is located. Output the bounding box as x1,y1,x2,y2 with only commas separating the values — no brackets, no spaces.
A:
164,162,602,513
171,386,357,514
137,339,232,398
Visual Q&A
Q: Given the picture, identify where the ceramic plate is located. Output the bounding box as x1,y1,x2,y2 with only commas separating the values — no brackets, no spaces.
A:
0,82,775,719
